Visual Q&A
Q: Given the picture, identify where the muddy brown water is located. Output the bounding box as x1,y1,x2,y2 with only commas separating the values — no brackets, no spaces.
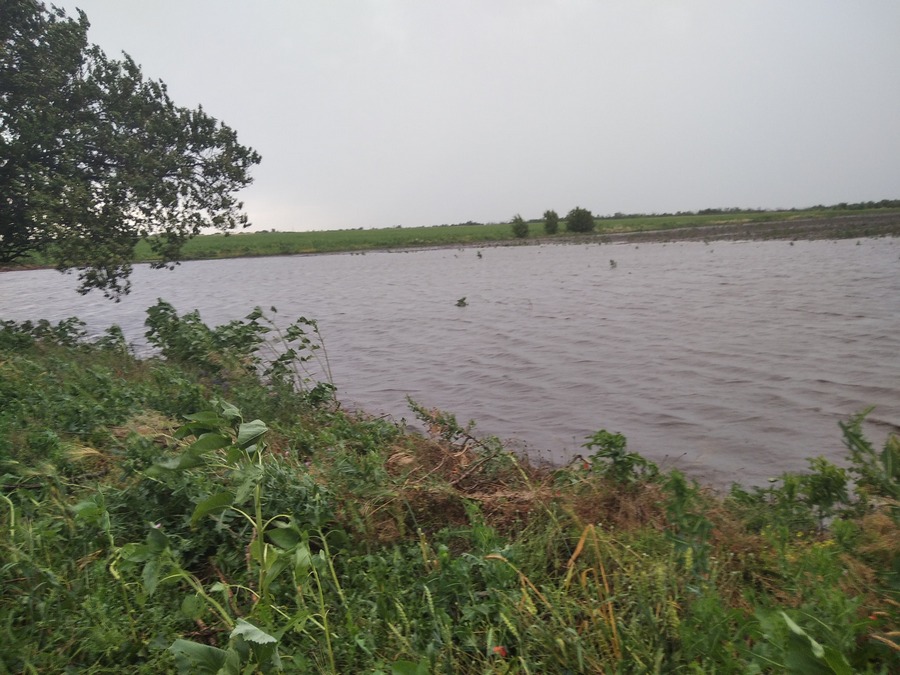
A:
2,237,898,488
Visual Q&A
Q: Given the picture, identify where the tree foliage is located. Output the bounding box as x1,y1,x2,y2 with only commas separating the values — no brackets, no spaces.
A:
0,0,261,297
565,206,595,233
510,213,528,238
543,209,559,235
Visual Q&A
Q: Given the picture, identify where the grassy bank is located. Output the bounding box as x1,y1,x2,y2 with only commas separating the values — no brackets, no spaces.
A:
141,206,900,262
5,205,900,272
1,305,898,672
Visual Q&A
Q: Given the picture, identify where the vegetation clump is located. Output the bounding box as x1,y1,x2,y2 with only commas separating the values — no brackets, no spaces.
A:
565,206,596,233
0,308,898,672
510,214,529,239
543,209,560,235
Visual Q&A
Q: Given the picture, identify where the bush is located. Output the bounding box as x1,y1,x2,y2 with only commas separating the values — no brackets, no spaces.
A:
510,214,529,238
543,209,559,235
565,206,596,233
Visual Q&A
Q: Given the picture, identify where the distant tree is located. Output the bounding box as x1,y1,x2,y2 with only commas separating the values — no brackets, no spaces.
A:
0,0,261,298
511,214,528,238
543,209,559,235
565,207,595,233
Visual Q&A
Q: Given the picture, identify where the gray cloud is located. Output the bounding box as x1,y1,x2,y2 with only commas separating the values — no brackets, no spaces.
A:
57,0,900,231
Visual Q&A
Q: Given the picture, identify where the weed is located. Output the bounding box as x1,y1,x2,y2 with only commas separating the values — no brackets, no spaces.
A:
583,428,659,484
800,457,850,529
841,408,899,518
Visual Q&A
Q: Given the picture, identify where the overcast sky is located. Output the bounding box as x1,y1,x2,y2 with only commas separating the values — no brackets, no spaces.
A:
56,1,900,232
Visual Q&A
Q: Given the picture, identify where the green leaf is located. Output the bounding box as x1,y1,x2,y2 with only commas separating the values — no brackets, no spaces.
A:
392,659,430,675
293,544,313,578
175,419,221,439
147,526,169,554
191,491,235,526
224,445,243,464
120,542,151,563
142,557,162,597
146,451,208,476
231,618,277,645
262,545,282,573
231,619,279,670
249,537,267,563
150,434,231,477
188,432,232,453
237,419,268,448
822,645,853,675
780,612,824,658
217,400,243,423
264,551,291,588
180,594,205,620
266,523,301,550
234,466,262,503
780,612,832,674
183,410,223,427
223,647,242,674
71,500,102,522
169,639,230,675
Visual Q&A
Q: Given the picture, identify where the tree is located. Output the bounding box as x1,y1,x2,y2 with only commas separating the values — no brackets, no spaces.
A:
565,206,595,233
510,213,528,238
543,209,559,235
0,0,261,298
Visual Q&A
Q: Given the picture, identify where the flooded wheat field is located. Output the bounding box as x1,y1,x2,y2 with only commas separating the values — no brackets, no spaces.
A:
2,237,898,488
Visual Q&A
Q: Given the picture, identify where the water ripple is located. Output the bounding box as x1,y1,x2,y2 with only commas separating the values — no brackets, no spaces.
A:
2,238,898,487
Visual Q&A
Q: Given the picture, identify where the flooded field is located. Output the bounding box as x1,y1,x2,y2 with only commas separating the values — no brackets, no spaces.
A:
2,237,898,487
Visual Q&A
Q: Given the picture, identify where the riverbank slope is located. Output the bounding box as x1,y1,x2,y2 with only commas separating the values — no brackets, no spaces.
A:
1,309,896,672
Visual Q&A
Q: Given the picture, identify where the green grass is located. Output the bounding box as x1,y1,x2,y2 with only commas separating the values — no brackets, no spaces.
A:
130,205,900,263
1,307,898,672
7,203,899,270
148,220,517,260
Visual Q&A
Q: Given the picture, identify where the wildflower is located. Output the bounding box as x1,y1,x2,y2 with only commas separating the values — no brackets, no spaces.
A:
492,646,508,658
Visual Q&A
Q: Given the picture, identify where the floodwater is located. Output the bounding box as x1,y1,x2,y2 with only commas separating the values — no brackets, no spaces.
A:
2,238,898,488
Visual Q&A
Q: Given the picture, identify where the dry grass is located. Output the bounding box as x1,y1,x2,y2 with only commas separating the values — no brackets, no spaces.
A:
111,411,179,444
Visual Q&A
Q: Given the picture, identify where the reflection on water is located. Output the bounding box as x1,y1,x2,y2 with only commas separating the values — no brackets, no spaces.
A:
2,238,898,487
